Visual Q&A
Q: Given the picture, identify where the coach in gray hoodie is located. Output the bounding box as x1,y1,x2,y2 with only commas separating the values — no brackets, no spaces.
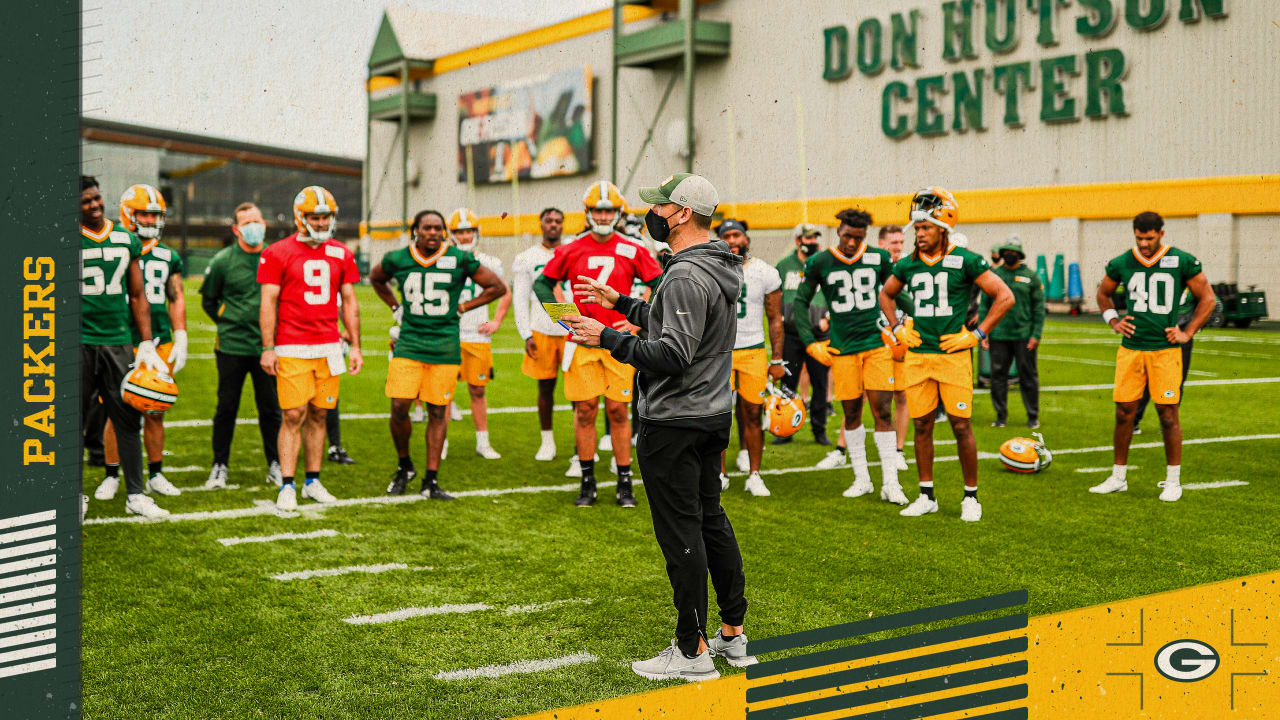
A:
565,173,753,683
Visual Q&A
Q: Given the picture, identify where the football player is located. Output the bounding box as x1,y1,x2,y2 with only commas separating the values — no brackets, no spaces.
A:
878,189,1013,522
99,185,187,500
79,176,170,519
448,208,511,459
1090,211,1215,502
372,210,506,498
716,219,785,496
513,208,570,462
795,209,907,505
878,224,912,470
258,186,362,511
534,181,663,508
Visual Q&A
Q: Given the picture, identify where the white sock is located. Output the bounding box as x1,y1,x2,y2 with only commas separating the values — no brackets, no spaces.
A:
1165,465,1180,484
1113,464,1128,481
476,431,490,448
874,431,899,487
540,430,555,445
844,426,870,482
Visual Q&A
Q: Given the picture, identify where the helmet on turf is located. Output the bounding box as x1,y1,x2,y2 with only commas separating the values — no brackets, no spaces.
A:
293,186,338,241
763,382,806,438
910,187,958,233
119,184,166,239
998,432,1052,473
120,365,178,415
582,180,626,236
447,208,481,251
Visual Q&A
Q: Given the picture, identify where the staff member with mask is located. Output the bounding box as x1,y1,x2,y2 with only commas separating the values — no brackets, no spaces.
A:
564,173,752,683
979,237,1045,429
202,202,283,488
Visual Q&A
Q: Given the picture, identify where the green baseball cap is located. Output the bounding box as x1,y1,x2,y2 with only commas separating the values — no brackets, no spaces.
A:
638,173,719,216
995,237,1025,258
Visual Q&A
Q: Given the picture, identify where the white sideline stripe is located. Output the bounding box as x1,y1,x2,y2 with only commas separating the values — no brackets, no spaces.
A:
216,529,358,547
344,604,492,625
1075,466,1139,474
270,563,431,581
161,465,207,473
173,484,242,493
504,598,592,616
434,652,598,681
1036,353,1216,377
163,377,1280,429
1183,480,1250,490
83,434,1280,527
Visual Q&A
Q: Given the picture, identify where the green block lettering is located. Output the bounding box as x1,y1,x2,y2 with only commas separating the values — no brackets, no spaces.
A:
1031,0,1070,46
916,75,948,136
1125,0,1168,31
1085,49,1127,117
942,0,977,61
952,69,986,132
882,81,913,139
891,10,921,69
1179,0,1227,22
857,18,885,76
994,62,1034,127
985,0,1019,54
1040,54,1080,123
1077,0,1118,37
823,25,851,81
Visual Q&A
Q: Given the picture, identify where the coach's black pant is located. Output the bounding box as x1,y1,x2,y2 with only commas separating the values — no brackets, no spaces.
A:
1135,336,1194,425
81,345,145,495
989,340,1040,424
636,421,747,658
211,351,281,466
780,334,829,435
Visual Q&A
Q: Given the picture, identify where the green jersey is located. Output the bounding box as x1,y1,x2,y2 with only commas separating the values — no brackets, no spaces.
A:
795,245,893,354
1104,246,1203,351
891,245,991,354
381,244,481,365
201,242,269,356
776,249,827,338
81,220,142,346
130,240,184,346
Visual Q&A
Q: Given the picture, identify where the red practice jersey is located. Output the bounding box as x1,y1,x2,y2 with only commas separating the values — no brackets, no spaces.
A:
257,234,360,346
541,232,662,327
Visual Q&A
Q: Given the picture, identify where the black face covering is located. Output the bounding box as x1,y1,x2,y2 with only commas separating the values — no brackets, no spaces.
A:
645,208,673,244
801,241,821,255
1001,251,1021,266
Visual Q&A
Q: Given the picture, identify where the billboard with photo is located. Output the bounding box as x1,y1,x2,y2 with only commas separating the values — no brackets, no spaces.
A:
457,65,593,185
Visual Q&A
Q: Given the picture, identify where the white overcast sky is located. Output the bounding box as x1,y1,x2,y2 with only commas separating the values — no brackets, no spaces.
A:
84,0,608,159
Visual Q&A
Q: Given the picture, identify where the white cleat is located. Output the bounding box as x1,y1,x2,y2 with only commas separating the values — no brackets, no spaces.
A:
816,449,848,470
411,404,426,423
441,439,449,459
720,473,730,491
899,495,939,517
895,451,910,471
566,456,582,478
93,476,120,501
302,480,337,504
960,496,983,522
598,434,613,452
880,482,909,506
735,449,750,474
267,460,283,487
206,463,228,489
145,473,181,496
744,472,771,497
842,477,874,498
535,442,556,462
1089,475,1128,494
276,484,298,511
1157,480,1182,502
80,494,88,524
125,493,170,519
449,403,463,422
476,445,502,460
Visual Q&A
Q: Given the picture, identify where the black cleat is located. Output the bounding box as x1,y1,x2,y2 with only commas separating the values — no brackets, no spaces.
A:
616,481,637,508
813,432,832,446
420,480,454,500
327,445,356,465
387,468,415,495
575,480,597,507
86,452,106,467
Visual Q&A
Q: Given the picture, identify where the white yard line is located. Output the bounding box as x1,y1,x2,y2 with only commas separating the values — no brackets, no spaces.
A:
1074,466,1139,474
343,604,492,625
1037,353,1215,377
1182,480,1250,490
270,563,431,581
433,652,599,681
503,598,593,616
216,529,361,547
173,484,241,493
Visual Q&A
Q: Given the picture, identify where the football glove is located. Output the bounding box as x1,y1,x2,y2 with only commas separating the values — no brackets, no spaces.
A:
168,329,189,374
939,327,982,353
135,339,169,373
881,327,909,361
806,341,840,367
392,304,404,325
893,319,922,348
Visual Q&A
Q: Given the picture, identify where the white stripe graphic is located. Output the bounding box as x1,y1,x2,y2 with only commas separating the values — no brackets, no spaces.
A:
0,510,56,531
270,563,428,581
0,555,55,576
0,658,56,679
0,569,56,589
0,599,56,620
0,585,55,605
0,540,56,560
1183,480,1250,490
0,525,55,545
0,614,56,635
216,529,349,547
0,628,55,649
433,652,598,681
0,643,56,665
343,604,492,625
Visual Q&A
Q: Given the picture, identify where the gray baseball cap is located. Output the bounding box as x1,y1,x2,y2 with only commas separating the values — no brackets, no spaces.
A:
639,173,719,216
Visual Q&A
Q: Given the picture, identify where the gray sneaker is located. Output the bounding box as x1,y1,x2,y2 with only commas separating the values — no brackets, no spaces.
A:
708,630,757,667
631,640,720,682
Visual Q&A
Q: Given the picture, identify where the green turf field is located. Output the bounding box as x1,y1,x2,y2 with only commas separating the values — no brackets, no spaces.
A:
82,285,1280,719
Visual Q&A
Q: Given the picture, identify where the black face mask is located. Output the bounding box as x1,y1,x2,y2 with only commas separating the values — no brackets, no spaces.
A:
1001,251,1021,266
645,208,676,244
801,241,821,255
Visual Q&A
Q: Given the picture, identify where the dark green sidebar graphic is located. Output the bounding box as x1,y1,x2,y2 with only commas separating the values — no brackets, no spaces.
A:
0,1,82,718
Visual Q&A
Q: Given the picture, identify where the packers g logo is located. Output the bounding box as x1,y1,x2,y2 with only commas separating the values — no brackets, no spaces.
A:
1163,390,1175,398
1154,639,1219,682
956,401,968,410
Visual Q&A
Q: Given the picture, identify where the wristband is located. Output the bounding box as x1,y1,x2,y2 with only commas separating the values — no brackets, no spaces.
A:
769,359,786,366
1102,308,1119,324
974,327,987,340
